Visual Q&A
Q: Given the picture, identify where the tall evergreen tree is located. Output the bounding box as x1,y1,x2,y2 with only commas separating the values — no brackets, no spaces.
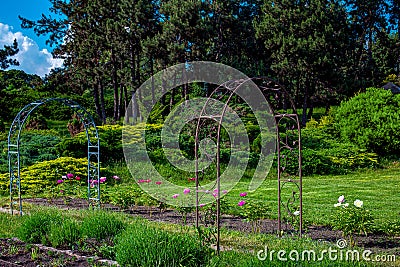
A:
0,39,19,70
255,0,351,124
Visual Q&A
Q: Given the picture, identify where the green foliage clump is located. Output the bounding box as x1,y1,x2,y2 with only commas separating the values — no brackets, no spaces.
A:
17,209,63,245
334,87,400,156
80,210,126,241
332,197,374,245
0,157,88,194
57,123,155,163
0,129,61,173
278,119,379,176
115,221,211,267
49,218,81,248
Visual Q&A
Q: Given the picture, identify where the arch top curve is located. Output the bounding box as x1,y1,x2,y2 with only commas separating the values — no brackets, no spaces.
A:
8,98,101,215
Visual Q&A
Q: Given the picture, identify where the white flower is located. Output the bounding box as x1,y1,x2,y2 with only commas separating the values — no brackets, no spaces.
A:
354,199,363,208
343,203,349,207
293,211,300,216
338,195,345,203
334,203,341,207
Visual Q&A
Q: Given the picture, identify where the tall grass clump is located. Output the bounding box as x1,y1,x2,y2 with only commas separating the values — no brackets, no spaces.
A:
80,209,126,241
49,218,81,248
17,208,63,244
115,221,212,267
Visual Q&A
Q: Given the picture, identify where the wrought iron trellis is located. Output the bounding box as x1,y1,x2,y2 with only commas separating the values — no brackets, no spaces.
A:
8,98,100,215
194,77,302,253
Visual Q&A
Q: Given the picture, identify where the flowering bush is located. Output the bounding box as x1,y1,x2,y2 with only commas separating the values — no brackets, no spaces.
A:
237,192,270,233
332,195,374,246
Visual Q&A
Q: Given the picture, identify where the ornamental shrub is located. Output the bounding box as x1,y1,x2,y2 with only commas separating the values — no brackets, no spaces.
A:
334,87,400,156
0,157,89,194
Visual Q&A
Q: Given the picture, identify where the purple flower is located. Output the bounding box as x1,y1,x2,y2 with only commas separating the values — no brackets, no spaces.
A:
240,192,247,197
183,188,191,195
100,177,107,183
238,200,246,206
113,175,120,180
172,194,179,199
67,173,74,179
57,179,63,184
222,190,228,194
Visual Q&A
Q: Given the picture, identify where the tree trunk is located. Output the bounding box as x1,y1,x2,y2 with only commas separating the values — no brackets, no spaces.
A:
99,79,107,125
92,77,101,122
111,50,119,122
301,86,308,127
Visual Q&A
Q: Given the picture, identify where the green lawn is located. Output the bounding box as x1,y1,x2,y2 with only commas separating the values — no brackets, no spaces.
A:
227,166,400,226
118,160,400,227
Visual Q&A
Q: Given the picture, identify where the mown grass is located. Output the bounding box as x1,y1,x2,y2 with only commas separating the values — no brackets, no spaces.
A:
106,160,400,228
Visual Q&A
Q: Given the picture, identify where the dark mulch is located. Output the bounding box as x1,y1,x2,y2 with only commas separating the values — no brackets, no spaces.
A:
0,238,92,267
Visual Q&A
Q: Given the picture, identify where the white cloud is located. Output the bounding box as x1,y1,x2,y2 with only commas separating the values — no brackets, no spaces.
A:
0,22,64,77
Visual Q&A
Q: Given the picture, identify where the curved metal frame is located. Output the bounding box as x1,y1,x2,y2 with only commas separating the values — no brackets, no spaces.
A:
195,77,302,253
8,98,100,215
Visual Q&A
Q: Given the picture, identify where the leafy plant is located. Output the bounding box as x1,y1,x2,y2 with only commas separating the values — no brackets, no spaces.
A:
334,87,400,156
332,195,374,246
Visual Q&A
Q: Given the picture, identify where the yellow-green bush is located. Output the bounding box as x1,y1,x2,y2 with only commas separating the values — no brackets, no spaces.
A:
0,157,89,194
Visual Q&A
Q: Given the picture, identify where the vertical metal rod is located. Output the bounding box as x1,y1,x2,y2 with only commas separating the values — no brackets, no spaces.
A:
297,116,303,236
276,119,282,236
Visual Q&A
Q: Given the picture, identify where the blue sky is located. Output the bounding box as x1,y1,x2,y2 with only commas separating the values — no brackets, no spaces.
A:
0,0,64,77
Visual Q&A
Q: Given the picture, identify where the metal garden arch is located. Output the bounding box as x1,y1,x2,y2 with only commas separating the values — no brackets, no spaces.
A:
8,98,100,215
194,78,302,252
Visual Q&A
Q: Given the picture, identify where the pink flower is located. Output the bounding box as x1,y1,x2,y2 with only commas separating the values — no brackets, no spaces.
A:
338,195,345,203
199,203,206,207
138,179,145,183
113,175,120,180
59,190,64,193
183,188,191,195
240,192,247,197
188,177,196,181
238,200,246,206
213,189,218,193
90,179,98,185
57,179,63,184
155,181,162,185
100,177,107,183
75,176,81,181
146,179,151,183
172,194,179,199
67,173,74,179
222,190,228,194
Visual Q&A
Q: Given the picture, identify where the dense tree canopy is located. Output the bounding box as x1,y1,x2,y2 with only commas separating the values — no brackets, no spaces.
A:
0,39,19,70
1,0,397,124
